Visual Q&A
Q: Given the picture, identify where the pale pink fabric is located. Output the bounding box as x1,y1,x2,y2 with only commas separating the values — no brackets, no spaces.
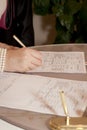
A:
0,0,15,30
0,9,7,29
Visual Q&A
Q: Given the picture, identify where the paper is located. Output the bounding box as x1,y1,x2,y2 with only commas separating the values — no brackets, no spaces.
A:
30,51,86,73
0,72,87,117
0,119,24,130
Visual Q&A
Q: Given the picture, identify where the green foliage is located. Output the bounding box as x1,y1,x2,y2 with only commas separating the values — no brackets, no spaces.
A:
33,0,50,15
33,0,87,43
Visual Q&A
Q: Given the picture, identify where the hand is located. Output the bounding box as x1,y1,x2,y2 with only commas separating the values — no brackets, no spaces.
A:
0,42,18,49
5,48,42,72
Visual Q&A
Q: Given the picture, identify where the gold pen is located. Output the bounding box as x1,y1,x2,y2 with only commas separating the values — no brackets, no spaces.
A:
13,35,26,47
60,91,70,126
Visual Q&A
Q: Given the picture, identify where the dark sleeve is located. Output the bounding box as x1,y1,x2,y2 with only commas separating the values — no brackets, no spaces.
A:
14,0,34,46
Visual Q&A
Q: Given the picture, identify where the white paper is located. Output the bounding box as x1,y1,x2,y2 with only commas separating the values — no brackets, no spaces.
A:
0,72,87,117
30,51,86,73
0,119,23,130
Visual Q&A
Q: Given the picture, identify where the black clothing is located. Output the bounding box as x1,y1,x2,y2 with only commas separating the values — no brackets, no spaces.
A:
0,0,34,47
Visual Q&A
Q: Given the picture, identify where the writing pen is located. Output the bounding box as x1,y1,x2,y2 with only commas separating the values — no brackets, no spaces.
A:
13,35,26,47
60,91,70,126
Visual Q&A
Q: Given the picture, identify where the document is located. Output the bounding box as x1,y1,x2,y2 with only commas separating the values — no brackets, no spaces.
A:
30,51,86,73
0,72,87,117
0,119,24,130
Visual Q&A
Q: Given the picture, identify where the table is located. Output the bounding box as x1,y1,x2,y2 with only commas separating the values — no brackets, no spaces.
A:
0,44,87,130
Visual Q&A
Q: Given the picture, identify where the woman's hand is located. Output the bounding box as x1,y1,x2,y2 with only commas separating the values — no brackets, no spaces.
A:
5,48,42,72
0,42,18,49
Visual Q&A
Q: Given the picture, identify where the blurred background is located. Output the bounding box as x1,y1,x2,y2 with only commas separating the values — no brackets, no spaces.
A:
33,0,87,45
